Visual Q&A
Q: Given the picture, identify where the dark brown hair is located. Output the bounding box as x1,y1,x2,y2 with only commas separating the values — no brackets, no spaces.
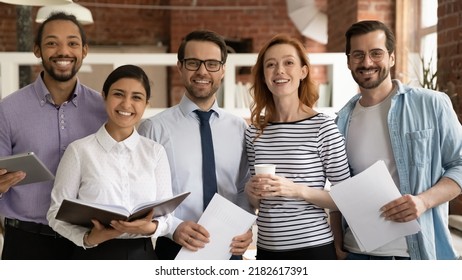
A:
102,64,151,102
34,12,87,48
345,20,395,60
177,30,228,63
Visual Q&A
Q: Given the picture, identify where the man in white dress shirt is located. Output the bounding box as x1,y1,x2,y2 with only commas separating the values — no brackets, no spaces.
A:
138,30,253,259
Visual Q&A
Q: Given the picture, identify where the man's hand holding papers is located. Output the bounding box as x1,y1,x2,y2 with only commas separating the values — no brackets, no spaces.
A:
175,193,257,260
329,160,421,252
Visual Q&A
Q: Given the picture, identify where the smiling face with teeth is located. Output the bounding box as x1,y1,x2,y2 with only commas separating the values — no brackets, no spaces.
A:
263,43,308,99
104,77,148,141
34,19,87,84
347,30,395,91
177,40,225,109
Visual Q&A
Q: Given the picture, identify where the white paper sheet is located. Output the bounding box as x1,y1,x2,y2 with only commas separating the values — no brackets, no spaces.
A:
329,160,421,252
175,193,257,260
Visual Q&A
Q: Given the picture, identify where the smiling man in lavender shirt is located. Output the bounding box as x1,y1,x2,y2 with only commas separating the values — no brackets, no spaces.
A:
0,12,106,259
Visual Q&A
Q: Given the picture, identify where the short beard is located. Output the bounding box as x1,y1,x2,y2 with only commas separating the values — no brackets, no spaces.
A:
42,58,79,82
353,67,389,90
185,84,220,100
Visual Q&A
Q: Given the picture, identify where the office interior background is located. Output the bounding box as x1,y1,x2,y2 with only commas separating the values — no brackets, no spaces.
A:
0,0,462,254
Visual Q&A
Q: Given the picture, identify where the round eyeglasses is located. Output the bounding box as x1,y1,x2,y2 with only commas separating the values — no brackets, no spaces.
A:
348,49,388,64
182,58,223,72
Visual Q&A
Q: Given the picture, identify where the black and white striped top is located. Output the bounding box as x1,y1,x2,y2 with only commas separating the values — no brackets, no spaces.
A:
245,113,350,252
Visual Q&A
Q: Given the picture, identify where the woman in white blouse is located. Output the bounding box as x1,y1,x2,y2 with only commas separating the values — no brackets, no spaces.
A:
47,64,173,259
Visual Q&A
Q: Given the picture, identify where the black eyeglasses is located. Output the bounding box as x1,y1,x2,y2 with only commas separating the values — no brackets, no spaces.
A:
182,58,223,72
348,49,388,64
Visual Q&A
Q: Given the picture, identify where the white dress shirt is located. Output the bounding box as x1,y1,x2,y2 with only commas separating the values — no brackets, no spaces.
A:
47,125,173,247
138,95,252,238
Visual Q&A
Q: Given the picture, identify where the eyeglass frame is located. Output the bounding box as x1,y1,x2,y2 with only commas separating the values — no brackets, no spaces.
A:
181,58,224,72
347,48,390,64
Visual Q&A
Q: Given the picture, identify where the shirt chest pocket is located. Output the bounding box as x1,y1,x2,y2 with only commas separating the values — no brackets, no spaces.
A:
405,128,433,167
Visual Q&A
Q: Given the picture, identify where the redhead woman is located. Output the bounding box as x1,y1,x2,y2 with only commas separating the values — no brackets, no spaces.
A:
245,34,350,260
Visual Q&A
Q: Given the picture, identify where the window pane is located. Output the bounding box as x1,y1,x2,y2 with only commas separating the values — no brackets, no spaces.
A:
420,33,438,89
421,0,437,27
421,33,437,66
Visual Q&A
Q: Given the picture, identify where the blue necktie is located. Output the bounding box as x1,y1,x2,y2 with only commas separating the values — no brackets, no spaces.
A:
195,110,218,210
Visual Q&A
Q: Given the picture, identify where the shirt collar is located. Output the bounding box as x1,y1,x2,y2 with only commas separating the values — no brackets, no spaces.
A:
95,124,140,153
392,79,406,96
178,93,221,118
34,72,80,108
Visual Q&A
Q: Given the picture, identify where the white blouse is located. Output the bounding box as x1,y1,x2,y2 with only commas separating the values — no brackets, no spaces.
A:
47,125,173,247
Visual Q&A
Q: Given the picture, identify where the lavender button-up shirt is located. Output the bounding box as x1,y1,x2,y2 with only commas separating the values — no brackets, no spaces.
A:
0,73,107,224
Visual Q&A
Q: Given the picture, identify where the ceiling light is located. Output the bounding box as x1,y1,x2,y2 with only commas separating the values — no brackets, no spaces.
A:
36,2,94,25
0,0,72,6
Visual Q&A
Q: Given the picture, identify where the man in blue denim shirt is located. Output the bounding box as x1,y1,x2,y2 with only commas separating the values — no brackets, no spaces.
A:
330,20,462,260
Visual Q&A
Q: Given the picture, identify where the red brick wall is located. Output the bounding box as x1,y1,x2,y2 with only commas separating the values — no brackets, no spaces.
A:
326,0,358,52
437,0,462,121
85,0,170,46
168,0,301,54
358,0,395,25
438,0,462,212
0,5,18,51
326,0,397,77
326,0,395,53
0,1,170,50
166,0,326,104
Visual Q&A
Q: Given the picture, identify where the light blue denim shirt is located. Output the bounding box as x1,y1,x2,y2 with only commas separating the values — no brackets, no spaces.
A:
336,79,462,260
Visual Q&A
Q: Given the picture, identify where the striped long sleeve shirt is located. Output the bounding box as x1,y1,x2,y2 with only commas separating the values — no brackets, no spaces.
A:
245,113,350,252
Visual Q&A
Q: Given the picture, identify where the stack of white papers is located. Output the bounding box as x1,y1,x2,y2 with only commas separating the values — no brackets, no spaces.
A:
329,160,421,252
175,193,257,260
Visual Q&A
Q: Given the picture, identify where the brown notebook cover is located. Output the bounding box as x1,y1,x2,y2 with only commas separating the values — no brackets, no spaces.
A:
55,191,190,227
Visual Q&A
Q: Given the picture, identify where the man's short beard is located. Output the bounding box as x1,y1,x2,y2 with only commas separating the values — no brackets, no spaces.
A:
43,65,78,82
353,67,389,89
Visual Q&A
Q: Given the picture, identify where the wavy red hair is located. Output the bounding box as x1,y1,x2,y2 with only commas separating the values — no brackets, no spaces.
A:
250,34,318,134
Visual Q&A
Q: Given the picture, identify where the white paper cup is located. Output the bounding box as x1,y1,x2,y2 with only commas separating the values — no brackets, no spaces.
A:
254,164,276,175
